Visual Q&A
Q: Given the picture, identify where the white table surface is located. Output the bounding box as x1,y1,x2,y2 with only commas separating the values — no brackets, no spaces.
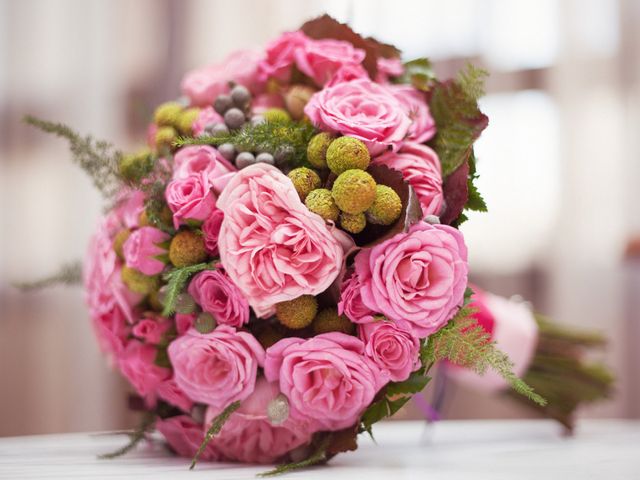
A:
1,420,638,480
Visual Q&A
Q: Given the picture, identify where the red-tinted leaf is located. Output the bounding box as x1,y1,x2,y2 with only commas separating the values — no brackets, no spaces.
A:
440,159,469,225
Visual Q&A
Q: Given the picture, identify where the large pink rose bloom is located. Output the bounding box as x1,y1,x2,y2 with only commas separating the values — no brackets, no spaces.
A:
206,379,313,464
188,269,249,328
172,145,236,195
257,31,308,83
167,326,265,409
118,340,170,402
359,321,421,382
156,415,220,461
338,271,376,324
294,38,365,86
388,85,436,143
355,223,468,338
122,226,169,276
326,63,369,87
201,208,224,256
373,142,444,216
156,378,194,413
181,49,262,107
165,171,216,229
376,57,404,83
304,78,411,155
216,163,347,316
264,333,386,430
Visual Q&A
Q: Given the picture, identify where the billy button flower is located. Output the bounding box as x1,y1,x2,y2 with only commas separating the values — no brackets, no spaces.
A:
312,308,355,335
340,212,366,234
112,229,131,260
331,169,376,214
366,185,402,226
153,101,183,127
326,136,370,175
287,167,321,201
305,188,339,222
121,266,159,295
175,107,200,136
306,132,333,169
168,230,208,268
118,149,154,183
275,295,318,329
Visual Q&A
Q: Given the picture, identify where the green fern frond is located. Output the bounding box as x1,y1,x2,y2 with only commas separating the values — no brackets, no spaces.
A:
190,401,240,470
98,411,155,459
162,262,211,317
14,261,83,291
24,115,123,198
258,435,331,477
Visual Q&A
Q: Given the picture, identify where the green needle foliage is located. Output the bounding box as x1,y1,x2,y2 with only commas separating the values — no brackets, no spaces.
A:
161,263,211,316
422,306,547,406
98,411,155,459
175,119,316,167
190,401,241,470
258,435,331,477
24,115,123,198
14,261,82,291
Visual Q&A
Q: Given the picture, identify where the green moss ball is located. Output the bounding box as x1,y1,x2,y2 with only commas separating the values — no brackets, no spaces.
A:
169,230,207,267
326,136,370,175
340,212,367,234
288,167,321,201
275,295,318,329
155,126,177,150
332,169,376,214
306,132,333,169
154,102,183,127
305,188,339,222
366,185,403,225
263,108,291,123
312,308,355,335
175,107,200,135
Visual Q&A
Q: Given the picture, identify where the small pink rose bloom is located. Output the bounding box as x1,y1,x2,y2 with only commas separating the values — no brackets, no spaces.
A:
156,415,221,461
376,57,404,83
167,326,265,409
216,163,346,316
355,222,468,338
165,171,216,229
205,378,313,464
338,271,377,324
172,145,236,195
304,78,411,155
359,321,421,382
187,269,249,328
387,84,436,143
264,333,387,431
326,63,369,87
258,31,309,83
118,340,170,401
114,189,146,229
122,226,169,276
373,142,444,217
174,313,195,336
131,316,171,345
192,106,223,137
201,209,224,256
294,38,366,86
157,377,194,413
181,50,262,107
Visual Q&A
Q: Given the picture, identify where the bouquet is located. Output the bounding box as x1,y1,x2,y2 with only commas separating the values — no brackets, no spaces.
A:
22,15,546,475
445,287,614,431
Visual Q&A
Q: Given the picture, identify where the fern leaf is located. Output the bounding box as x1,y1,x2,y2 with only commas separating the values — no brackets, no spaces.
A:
14,261,82,291
190,401,240,470
161,263,211,316
98,411,155,459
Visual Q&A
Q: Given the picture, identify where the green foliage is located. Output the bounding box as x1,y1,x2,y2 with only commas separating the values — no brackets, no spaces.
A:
422,306,547,406
98,411,155,459
465,154,488,213
14,261,82,291
429,64,489,177
175,119,316,167
258,435,331,477
394,58,436,91
161,263,211,316
24,115,123,198
385,371,432,396
190,401,241,470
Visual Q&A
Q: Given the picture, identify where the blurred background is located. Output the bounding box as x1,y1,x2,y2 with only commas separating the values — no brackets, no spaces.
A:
1,0,639,436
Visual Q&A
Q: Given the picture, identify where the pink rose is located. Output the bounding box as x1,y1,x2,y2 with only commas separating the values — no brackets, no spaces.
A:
355,223,468,338
181,50,262,107
192,106,223,137
326,63,369,87
376,57,404,83
205,378,313,464
294,38,365,86
264,333,386,430
172,145,236,195
114,189,146,229
216,163,347,316
132,316,171,345
156,415,220,461
373,142,444,216
338,271,376,324
388,85,436,143
157,378,194,412
359,321,421,382
122,226,169,276
118,340,170,401
201,208,224,256
165,171,216,228
167,326,265,409
187,269,249,328
258,31,309,83
174,313,195,336
304,78,411,155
